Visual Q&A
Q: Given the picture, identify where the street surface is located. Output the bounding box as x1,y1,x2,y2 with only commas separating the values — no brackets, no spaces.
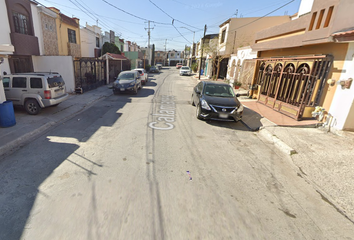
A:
1,68,354,239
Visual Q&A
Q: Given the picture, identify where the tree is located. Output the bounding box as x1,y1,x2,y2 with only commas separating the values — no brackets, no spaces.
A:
199,36,227,80
102,42,121,55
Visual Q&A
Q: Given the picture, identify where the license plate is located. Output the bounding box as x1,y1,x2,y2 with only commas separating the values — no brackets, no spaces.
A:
120,88,125,91
219,113,229,118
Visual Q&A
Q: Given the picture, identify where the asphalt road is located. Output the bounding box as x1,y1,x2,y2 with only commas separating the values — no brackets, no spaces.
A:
0,68,354,240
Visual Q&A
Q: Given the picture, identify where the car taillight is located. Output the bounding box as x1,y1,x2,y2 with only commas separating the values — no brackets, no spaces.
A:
44,90,51,99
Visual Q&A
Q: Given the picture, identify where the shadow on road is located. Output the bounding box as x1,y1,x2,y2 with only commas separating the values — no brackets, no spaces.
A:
205,107,265,132
0,95,135,239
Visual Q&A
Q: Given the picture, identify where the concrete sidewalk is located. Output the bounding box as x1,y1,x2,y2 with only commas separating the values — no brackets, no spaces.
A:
0,85,113,158
240,99,354,222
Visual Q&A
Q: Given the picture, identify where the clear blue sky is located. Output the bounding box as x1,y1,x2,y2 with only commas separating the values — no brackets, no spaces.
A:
38,0,301,51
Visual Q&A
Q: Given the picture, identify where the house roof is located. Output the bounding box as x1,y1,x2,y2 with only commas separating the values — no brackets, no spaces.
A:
100,53,128,60
60,13,79,28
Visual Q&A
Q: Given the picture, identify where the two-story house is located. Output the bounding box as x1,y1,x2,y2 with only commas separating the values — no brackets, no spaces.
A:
5,0,40,73
124,41,143,69
195,34,219,78
81,24,101,58
48,7,81,58
216,16,291,79
115,37,124,54
167,50,183,66
251,0,354,131
0,0,15,103
154,51,167,66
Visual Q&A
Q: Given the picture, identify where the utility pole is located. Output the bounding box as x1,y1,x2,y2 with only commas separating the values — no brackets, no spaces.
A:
145,21,154,66
164,39,167,66
199,24,207,80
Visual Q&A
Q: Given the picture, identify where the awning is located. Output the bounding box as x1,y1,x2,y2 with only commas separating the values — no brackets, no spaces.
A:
99,52,128,61
332,28,354,42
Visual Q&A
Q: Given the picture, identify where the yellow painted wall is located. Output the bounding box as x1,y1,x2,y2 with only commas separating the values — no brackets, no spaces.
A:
52,14,81,56
259,42,349,111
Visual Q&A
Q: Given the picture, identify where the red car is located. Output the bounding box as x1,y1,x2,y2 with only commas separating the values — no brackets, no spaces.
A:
176,63,183,69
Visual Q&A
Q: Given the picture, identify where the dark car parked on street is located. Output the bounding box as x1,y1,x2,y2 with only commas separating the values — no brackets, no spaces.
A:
149,66,159,73
191,81,243,122
113,70,142,95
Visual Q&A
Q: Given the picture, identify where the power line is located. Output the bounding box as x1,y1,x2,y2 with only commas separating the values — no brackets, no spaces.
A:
148,0,200,30
225,0,295,32
101,0,170,25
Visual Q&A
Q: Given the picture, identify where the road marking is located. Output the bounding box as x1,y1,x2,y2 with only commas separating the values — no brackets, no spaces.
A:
149,95,176,130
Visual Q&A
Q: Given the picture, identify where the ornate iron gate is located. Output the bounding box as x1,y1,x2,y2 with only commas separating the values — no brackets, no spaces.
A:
73,58,105,92
255,55,333,120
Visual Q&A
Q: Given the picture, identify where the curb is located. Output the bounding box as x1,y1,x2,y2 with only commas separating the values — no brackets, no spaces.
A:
0,91,112,159
258,128,297,155
0,121,54,158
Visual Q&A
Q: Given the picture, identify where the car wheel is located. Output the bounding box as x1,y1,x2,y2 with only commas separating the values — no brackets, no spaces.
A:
191,94,195,106
196,104,203,120
25,99,41,115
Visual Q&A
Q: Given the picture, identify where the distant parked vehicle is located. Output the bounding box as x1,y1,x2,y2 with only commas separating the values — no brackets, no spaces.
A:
191,81,243,122
156,63,162,70
113,70,142,95
180,66,191,76
176,63,182,69
2,72,69,115
133,68,148,85
149,66,159,73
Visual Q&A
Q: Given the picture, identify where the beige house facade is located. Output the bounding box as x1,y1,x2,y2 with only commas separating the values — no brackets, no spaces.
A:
250,0,354,130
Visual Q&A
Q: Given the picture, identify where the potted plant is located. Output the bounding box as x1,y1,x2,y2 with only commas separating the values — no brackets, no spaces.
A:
233,81,242,89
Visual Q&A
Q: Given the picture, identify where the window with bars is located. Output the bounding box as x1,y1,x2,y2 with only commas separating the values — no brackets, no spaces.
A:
68,29,77,43
13,11,30,35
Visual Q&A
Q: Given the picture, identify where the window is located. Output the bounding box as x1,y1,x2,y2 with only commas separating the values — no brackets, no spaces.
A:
68,29,76,43
13,11,30,35
13,77,27,88
2,77,10,88
316,9,325,29
324,6,334,28
309,12,317,31
221,29,226,43
171,53,175,57
30,78,42,89
96,37,100,47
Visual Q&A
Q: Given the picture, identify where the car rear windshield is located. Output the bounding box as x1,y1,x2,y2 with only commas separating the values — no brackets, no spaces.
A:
119,73,135,80
204,85,235,97
181,67,189,70
47,76,65,88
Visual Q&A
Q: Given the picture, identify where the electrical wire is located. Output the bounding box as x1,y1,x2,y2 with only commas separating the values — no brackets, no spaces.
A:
227,0,295,32
101,0,170,25
148,0,200,30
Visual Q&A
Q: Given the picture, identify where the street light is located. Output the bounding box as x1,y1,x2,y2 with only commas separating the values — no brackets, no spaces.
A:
180,27,195,67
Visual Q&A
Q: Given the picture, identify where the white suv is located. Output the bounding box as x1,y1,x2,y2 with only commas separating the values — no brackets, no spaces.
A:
2,72,69,115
